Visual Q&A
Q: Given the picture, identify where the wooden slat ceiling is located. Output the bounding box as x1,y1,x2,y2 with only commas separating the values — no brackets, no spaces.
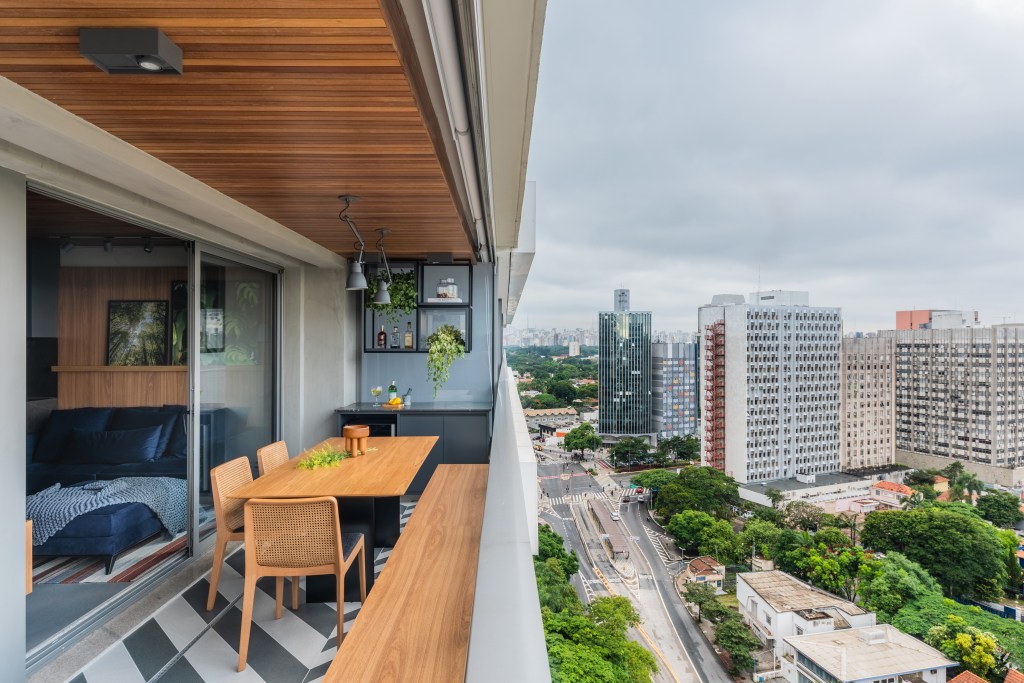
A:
0,1,472,260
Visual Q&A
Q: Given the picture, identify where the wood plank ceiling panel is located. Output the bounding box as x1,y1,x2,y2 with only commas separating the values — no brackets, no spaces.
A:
0,2,471,260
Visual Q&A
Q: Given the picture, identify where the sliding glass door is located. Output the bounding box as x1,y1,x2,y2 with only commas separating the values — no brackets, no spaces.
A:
191,249,278,544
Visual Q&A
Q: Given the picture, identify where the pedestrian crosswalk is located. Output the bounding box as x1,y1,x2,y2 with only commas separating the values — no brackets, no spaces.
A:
644,525,672,564
547,491,608,506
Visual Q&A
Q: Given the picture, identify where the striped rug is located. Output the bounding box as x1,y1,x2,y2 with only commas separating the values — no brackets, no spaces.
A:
66,502,415,683
33,520,217,585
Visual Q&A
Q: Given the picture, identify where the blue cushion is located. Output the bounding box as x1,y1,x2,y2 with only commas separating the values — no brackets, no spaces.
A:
34,408,114,463
66,426,163,464
26,433,37,460
161,405,188,458
109,408,179,459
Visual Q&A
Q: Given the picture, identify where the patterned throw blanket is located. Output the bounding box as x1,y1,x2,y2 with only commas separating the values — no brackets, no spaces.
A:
27,477,188,545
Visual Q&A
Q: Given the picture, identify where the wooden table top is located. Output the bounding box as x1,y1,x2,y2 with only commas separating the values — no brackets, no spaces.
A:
325,464,488,683
229,436,438,499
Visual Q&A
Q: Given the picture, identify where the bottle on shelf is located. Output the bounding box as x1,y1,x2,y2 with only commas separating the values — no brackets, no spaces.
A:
390,325,400,349
376,325,387,349
404,321,414,349
388,380,398,401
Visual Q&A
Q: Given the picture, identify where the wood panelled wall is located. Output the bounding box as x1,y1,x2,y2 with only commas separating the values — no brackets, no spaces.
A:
56,267,187,408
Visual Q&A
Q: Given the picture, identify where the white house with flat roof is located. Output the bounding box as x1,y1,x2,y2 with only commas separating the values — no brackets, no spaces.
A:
737,570,876,665
781,624,955,683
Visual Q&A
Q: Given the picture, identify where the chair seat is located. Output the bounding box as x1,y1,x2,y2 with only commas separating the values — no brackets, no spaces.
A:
341,532,363,558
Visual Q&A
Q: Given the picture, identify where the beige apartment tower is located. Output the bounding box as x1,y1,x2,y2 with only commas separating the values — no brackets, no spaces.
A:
880,326,1024,485
840,337,895,471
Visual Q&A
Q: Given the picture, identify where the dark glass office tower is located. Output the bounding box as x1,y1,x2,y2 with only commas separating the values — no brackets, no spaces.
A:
599,289,652,435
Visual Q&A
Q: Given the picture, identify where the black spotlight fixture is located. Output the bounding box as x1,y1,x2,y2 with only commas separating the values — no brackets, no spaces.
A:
59,238,74,254
143,238,153,253
80,28,183,75
103,237,113,253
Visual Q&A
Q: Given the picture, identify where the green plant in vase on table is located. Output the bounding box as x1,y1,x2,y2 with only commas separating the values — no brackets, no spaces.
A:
426,324,466,397
297,444,351,470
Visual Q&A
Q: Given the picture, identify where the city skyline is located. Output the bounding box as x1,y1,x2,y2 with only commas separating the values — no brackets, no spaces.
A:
519,1,1024,333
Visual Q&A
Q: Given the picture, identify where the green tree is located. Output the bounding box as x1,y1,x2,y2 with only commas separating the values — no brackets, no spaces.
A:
525,393,563,409
714,618,760,674
681,581,718,622
765,487,785,509
666,510,715,553
655,466,739,520
562,422,602,460
547,379,578,403
769,528,814,574
536,557,583,612
861,507,1007,599
658,435,700,462
610,436,650,468
925,615,1000,678
812,526,852,550
698,519,740,564
537,524,579,577
793,543,879,602
576,383,599,401
859,552,942,623
737,519,782,560
997,527,1024,594
977,490,1024,528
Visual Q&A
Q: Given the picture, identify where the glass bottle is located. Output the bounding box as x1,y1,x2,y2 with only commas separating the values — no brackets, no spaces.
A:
390,325,399,348
404,321,414,349
388,380,397,401
376,324,387,349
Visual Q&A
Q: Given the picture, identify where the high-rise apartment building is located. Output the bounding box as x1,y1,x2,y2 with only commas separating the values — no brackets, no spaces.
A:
841,337,895,470
599,289,652,436
880,325,1024,485
698,291,842,484
652,341,699,439
567,337,581,357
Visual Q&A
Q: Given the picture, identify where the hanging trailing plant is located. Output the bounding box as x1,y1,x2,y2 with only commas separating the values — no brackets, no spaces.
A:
426,324,466,397
366,270,417,325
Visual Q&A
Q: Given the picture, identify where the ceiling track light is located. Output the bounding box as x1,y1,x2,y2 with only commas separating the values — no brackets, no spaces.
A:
340,195,368,291
79,28,183,75
103,237,113,252
59,238,74,254
143,238,153,253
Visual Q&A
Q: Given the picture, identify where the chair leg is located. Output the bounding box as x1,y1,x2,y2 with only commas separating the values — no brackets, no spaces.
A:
336,570,346,644
206,536,227,611
275,576,285,619
237,572,258,672
291,575,300,610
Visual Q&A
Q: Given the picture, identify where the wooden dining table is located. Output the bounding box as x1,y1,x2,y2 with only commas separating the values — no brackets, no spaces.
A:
229,435,437,602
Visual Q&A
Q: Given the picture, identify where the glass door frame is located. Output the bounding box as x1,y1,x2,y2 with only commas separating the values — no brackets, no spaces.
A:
186,242,283,555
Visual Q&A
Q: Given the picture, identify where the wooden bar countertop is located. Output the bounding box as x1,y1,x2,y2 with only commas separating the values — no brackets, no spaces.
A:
229,436,437,500
325,463,489,683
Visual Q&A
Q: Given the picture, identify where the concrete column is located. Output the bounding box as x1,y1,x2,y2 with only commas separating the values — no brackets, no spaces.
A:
0,166,27,682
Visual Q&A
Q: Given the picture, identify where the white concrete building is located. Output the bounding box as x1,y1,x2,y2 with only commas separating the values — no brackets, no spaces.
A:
841,337,896,471
881,325,1024,486
737,571,875,665
699,291,842,484
780,624,955,683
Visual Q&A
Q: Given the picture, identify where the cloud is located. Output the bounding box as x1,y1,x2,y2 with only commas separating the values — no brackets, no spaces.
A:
518,1,1024,332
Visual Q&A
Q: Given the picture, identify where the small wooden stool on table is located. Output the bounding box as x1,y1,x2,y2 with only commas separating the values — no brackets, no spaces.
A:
343,424,370,456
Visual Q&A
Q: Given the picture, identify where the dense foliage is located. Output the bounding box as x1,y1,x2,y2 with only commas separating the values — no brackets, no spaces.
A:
861,507,1007,599
609,437,651,468
563,423,602,458
977,490,1024,528
535,525,657,682
858,552,942,622
893,595,1023,671
657,435,700,461
925,615,1002,679
655,466,739,520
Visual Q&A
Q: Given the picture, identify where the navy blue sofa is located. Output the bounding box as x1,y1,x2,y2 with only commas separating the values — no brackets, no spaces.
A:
26,405,188,494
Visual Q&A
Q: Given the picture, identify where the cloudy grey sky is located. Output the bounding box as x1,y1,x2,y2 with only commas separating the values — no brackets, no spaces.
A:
516,1,1024,334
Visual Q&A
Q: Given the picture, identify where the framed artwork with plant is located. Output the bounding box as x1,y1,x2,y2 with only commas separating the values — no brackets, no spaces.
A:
107,300,168,366
169,280,188,365
366,268,417,325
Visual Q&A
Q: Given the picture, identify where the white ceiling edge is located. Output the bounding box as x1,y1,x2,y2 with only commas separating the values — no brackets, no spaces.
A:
477,0,546,253
0,76,345,269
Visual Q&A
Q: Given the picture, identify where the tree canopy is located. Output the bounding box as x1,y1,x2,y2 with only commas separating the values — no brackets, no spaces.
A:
859,552,942,623
563,422,602,458
609,437,650,468
977,490,1024,528
861,507,1007,599
658,435,700,461
655,466,739,520
666,510,715,553
924,615,1002,679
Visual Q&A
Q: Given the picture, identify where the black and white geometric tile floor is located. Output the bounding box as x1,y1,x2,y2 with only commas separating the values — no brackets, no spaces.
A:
65,504,412,683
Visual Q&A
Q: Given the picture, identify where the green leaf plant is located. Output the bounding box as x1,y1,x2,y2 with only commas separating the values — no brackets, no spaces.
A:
426,324,466,397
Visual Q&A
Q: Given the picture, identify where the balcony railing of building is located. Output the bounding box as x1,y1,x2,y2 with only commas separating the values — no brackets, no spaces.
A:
465,361,550,682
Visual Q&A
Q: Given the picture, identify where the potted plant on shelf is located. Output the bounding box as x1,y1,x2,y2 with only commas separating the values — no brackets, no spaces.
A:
367,270,417,325
426,324,466,397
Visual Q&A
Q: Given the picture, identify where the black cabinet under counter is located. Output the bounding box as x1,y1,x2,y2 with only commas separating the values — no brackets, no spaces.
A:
335,402,492,494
